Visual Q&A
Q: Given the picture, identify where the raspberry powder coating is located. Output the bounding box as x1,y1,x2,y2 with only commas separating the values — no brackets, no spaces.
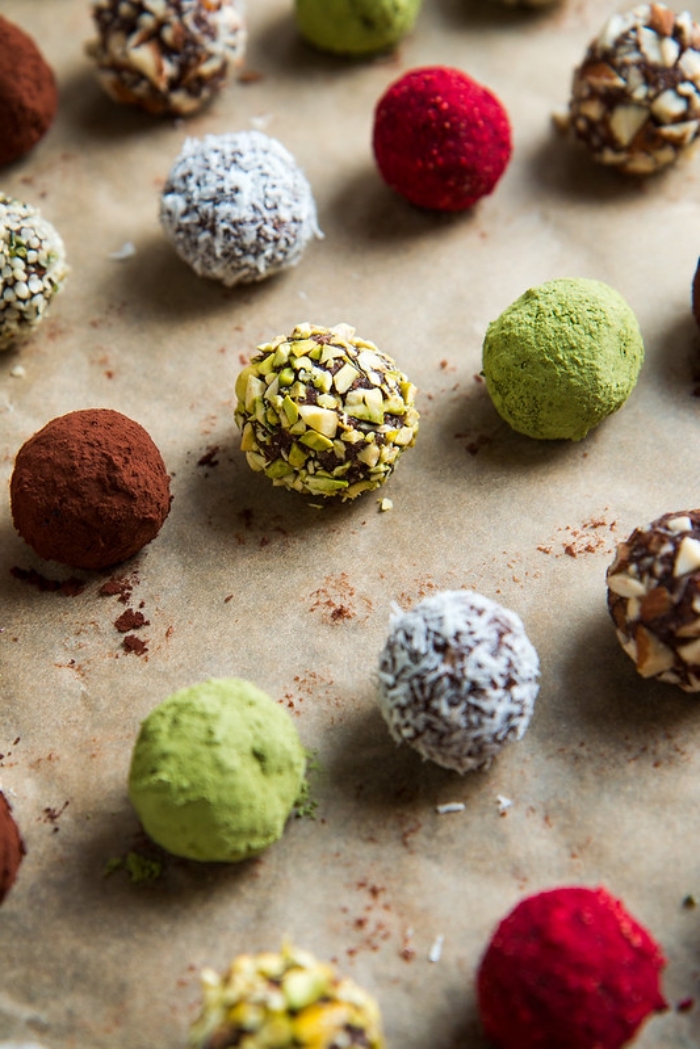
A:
477,886,667,1049
372,66,512,211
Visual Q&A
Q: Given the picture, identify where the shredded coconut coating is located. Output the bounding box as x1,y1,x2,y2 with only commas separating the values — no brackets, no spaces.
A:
87,0,246,116
160,131,321,286
377,590,540,773
0,195,68,352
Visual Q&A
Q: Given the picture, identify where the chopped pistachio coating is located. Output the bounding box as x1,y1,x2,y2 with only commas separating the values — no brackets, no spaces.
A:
189,943,386,1049
234,323,419,500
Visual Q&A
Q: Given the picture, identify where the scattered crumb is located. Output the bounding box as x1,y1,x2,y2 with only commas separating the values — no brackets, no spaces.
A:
552,109,571,132
114,609,149,633
123,635,148,656
682,894,697,909
108,241,136,260
250,113,272,130
428,935,444,963
677,997,695,1013
378,497,393,512
197,445,220,468
436,802,465,815
239,69,264,83
497,795,513,816
10,365,25,378
104,851,162,883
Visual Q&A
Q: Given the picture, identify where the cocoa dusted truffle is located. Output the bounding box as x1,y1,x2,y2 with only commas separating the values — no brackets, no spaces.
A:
606,509,700,690
0,791,24,905
569,3,700,175
160,132,321,286
10,409,171,570
376,590,539,772
0,16,58,168
86,0,246,117
234,323,419,500
477,886,667,1049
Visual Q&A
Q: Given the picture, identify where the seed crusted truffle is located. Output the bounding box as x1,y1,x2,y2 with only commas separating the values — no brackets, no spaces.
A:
10,408,171,570
0,792,24,905
234,323,419,500
477,886,667,1049
569,3,700,175
377,590,539,773
606,509,700,690
189,943,385,1049
0,195,68,351
160,131,321,286
86,0,246,117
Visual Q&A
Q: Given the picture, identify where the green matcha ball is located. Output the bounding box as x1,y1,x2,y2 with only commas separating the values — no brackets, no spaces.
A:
128,678,306,862
295,0,422,56
482,278,644,441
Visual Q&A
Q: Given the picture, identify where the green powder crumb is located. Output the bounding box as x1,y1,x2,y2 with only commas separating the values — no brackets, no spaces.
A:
103,851,163,883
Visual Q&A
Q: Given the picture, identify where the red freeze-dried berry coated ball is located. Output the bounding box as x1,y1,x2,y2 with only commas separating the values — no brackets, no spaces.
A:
477,886,667,1049
372,66,512,212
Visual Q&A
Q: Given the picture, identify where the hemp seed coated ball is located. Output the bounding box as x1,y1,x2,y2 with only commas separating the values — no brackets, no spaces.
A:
0,195,68,351
234,323,419,500
377,590,540,773
189,943,385,1049
160,131,321,286
86,0,246,117
607,510,700,690
569,3,700,175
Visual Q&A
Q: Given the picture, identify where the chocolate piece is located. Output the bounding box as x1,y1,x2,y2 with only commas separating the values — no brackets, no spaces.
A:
607,510,700,689
86,0,246,116
569,3,700,174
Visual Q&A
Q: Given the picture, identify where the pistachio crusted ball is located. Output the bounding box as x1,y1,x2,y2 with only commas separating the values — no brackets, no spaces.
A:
234,323,419,500
607,510,700,690
569,3,700,175
377,590,540,773
189,943,385,1049
0,195,68,350
87,0,246,117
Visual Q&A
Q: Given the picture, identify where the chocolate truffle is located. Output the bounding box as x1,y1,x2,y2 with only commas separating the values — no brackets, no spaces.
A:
477,886,667,1049
377,590,539,772
0,791,24,905
0,194,68,351
372,66,512,211
0,16,58,168
234,322,419,500
10,408,171,570
86,0,246,117
606,510,700,690
160,131,321,286
569,3,700,175
189,943,386,1049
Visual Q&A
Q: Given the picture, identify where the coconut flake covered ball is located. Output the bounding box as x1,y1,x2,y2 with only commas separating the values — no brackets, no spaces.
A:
372,66,512,211
569,3,700,175
160,131,321,286
0,195,68,351
87,0,247,117
377,590,539,772
234,322,419,500
477,886,667,1049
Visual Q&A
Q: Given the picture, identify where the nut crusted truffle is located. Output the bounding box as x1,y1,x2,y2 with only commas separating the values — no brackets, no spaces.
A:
606,510,700,690
160,132,321,286
0,195,68,351
189,943,385,1049
234,323,419,500
11,409,171,570
569,3,700,175
0,792,24,905
477,886,667,1049
87,0,246,117
377,590,539,773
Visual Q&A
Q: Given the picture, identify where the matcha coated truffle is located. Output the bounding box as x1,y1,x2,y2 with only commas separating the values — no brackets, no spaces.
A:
482,278,644,441
128,678,306,862
189,943,385,1049
295,0,422,56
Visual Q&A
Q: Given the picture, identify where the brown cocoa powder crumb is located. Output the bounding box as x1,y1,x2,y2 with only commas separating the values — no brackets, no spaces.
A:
114,609,149,633
123,635,148,656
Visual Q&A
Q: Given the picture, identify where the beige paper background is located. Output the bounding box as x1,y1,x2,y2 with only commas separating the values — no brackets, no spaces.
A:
2,0,700,1046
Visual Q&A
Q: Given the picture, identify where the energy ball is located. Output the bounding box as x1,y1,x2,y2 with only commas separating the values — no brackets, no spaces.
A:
160,131,321,286
372,66,512,211
0,16,58,168
482,278,644,441
234,322,419,500
569,3,700,175
189,943,386,1049
295,0,422,56
376,590,539,773
606,510,700,690
0,792,24,905
86,0,246,117
10,408,171,570
477,886,667,1049
128,678,306,862
0,194,68,351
